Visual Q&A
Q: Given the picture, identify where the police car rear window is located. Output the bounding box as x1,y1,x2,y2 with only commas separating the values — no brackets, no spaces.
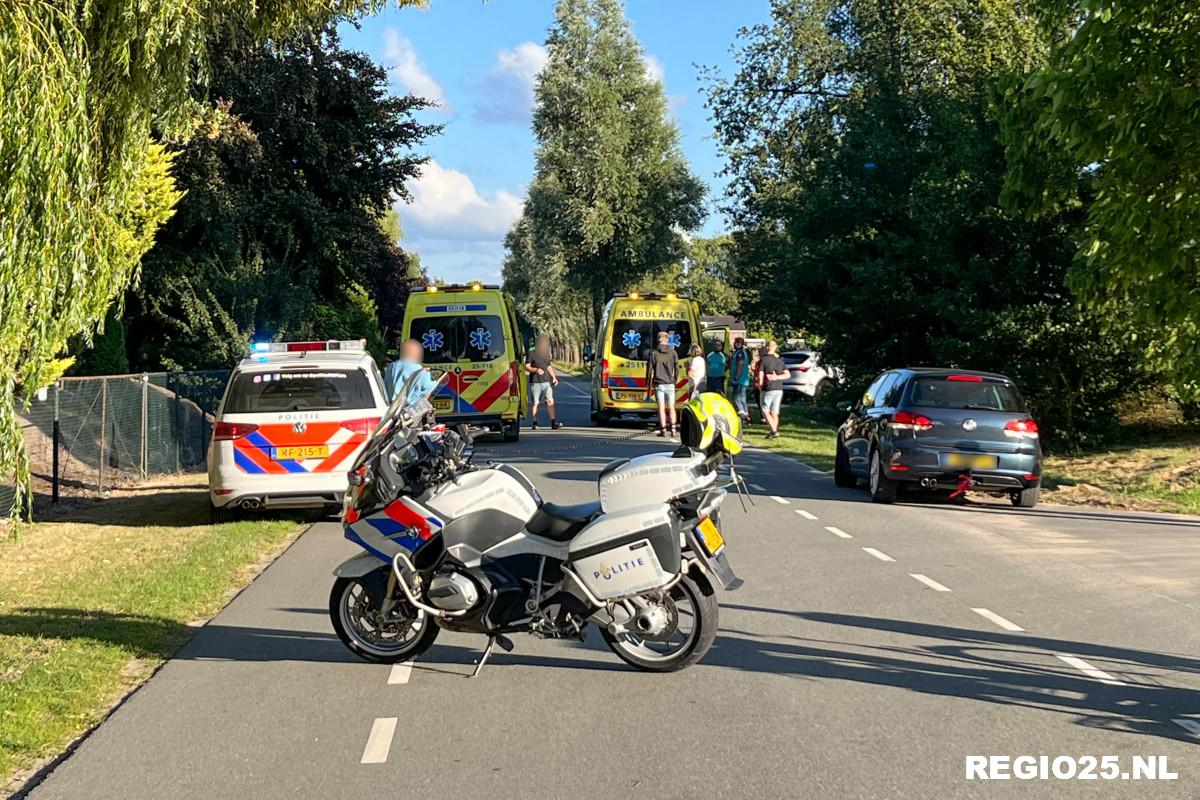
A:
409,315,507,362
223,369,376,413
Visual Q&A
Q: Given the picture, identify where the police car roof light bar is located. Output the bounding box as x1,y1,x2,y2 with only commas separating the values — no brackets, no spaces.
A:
250,339,366,354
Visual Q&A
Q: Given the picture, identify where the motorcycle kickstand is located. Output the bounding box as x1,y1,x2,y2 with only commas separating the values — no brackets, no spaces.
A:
471,633,514,678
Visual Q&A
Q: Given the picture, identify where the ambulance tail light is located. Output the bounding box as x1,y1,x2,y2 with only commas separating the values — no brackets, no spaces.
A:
213,421,259,441
601,358,609,387
509,361,520,397
340,417,381,435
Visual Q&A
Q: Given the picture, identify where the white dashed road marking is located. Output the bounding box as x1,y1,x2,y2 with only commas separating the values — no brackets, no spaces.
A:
795,509,818,520
748,483,765,491
909,573,951,592
388,661,413,685
770,495,790,505
1056,654,1125,686
1174,719,1200,737
971,608,1024,632
361,717,398,764
862,547,894,562
825,526,852,539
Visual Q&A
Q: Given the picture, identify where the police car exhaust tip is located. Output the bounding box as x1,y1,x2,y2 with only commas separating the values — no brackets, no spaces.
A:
240,497,263,511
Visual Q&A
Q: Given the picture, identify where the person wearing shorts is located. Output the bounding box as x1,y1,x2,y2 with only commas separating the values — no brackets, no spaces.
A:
758,340,789,439
646,331,680,437
525,335,562,430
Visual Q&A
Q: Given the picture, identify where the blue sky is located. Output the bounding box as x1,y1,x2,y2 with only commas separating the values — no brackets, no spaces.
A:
337,0,771,285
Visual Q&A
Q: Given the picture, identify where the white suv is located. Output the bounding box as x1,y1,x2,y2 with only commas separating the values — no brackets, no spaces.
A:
780,350,840,401
208,341,387,521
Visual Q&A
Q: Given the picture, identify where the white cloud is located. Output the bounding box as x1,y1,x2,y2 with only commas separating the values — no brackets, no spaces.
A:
643,53,666,84
401,160,524,242
471,41,548,125
383,28,447,109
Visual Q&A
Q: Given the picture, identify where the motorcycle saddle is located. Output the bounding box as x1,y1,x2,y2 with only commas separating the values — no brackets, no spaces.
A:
526,500,602,542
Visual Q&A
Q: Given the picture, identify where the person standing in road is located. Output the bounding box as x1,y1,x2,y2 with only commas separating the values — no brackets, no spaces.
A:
758,340,789,439
384,338,436,405
646,331,680,437
706,341,727,396
728,337,751,420
686,343,706,399
525,334,563,430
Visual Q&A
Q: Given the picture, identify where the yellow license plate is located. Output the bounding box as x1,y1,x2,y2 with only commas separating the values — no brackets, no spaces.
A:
945,453,998,469
696,517,725,556
272,445,328,461
614,390,646,401
433,398,453,412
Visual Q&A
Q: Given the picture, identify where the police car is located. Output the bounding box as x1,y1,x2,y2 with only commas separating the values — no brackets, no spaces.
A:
208,340,388,522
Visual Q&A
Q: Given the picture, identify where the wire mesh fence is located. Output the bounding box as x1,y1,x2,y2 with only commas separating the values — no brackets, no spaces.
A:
2,370,230,512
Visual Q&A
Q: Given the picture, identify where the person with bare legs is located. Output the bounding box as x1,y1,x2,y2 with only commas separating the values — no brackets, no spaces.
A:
525,334,562,430
646,331,679,437
758,340,789,439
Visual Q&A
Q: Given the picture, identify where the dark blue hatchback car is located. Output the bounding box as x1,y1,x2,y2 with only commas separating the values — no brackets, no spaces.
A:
835,368,1042,507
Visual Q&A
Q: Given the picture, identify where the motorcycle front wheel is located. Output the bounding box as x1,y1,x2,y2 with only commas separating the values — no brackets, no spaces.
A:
330,576,440,664
601,573,719,673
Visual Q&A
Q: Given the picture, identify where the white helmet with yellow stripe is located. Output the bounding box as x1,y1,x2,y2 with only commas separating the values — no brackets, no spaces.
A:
679,392,743,456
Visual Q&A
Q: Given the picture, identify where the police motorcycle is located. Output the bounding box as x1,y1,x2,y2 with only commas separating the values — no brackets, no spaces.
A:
329,371,743,674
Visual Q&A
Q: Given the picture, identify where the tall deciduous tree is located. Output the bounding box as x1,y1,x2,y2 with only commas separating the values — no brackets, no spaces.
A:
123,27,437,371
999,1,1200,398
0,0,423,516
706,0,1149,441
508,0,706,333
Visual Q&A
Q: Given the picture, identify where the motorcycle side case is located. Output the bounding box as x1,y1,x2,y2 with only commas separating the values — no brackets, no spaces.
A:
598,450,716,513
568,504,679,600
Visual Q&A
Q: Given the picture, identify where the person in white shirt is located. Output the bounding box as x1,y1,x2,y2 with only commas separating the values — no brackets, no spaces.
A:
686,343,706,399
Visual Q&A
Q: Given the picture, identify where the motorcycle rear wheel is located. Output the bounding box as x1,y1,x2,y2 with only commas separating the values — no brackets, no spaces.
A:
330,577,440,664
601,574,718,672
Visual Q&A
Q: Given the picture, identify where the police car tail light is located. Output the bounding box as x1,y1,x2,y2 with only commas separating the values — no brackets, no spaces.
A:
340,417,381,435
213,421,259,441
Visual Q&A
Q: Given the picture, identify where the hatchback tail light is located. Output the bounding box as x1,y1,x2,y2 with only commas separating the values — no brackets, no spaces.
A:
1004,418,1039,438
891,410,933,432
212,421,258,441
340,417,381,435
946,374,983,382
790,365,809,373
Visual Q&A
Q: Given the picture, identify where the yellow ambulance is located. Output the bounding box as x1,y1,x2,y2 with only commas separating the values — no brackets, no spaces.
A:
589,292,704,423
401,283,527,441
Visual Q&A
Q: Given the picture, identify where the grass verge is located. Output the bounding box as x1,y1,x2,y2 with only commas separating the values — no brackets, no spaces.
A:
744,403,838,471
0,483,306,792
1042,441,1200,515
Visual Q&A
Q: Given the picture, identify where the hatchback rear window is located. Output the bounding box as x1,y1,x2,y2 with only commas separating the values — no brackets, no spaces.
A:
908,377,1025,412
782,352,812,365
223,369,376,413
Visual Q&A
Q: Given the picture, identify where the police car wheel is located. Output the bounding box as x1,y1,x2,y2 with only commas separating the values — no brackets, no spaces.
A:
209,501,236,524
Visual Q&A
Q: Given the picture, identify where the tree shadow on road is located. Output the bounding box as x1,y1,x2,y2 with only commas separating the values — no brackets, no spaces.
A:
715,604,1200,744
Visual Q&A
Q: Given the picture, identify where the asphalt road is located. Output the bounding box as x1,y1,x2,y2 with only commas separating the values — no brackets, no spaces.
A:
24,376,1200,799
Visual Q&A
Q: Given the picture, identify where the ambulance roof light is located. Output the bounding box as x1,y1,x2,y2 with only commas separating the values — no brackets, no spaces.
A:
470,282,482,291
427,285,438,292
628,291,640,300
